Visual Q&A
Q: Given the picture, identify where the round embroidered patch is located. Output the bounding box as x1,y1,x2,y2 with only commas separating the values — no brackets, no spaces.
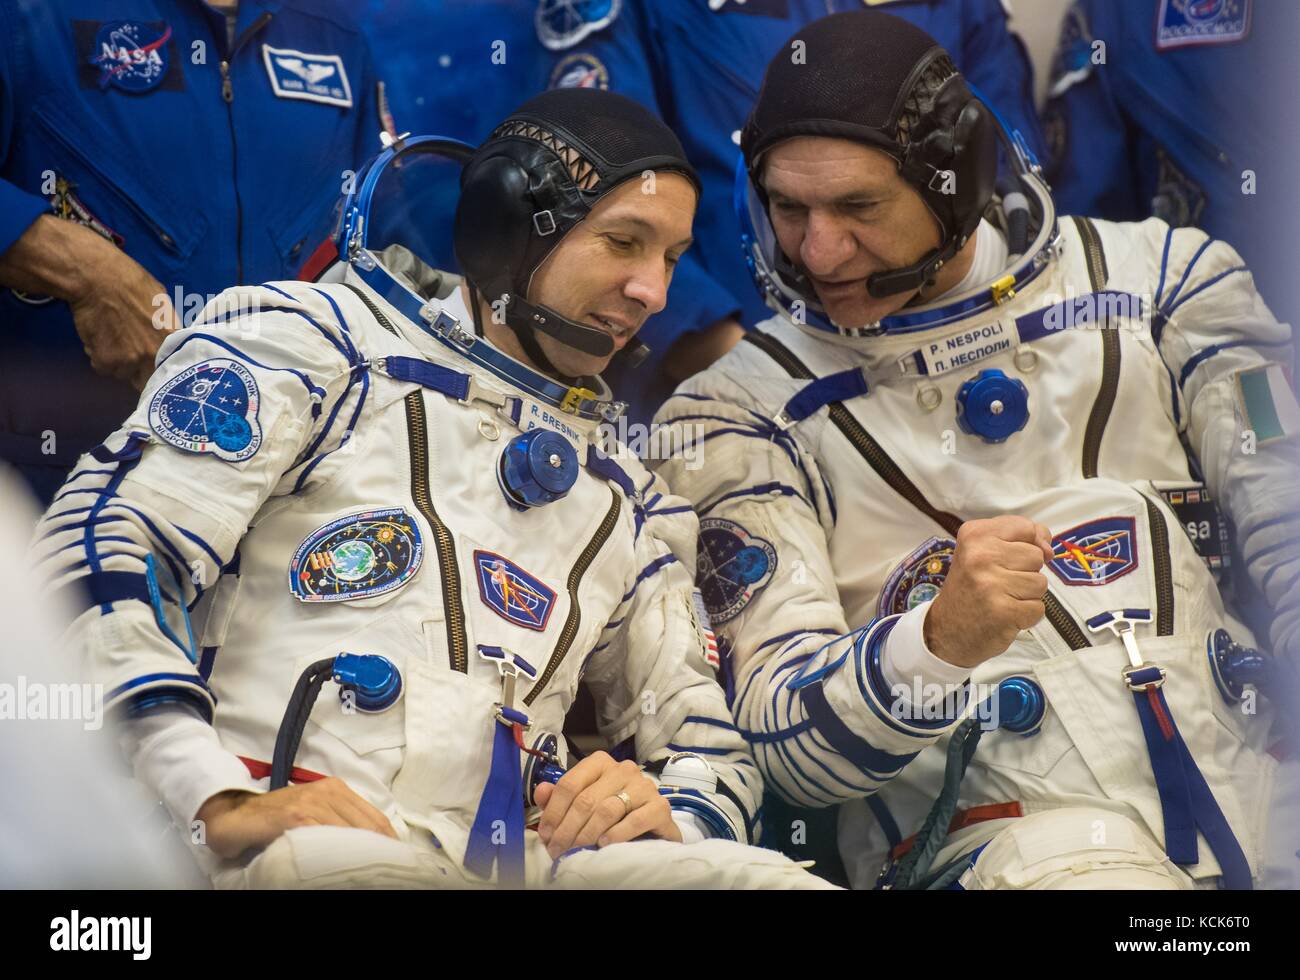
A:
878,536,956,617
90,21,172,93
289,508,424,603
549,52,609,90
696,518,777,625
149,359,262,462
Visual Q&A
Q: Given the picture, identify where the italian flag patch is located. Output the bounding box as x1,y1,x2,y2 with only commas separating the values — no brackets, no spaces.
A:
1237,363,1300,444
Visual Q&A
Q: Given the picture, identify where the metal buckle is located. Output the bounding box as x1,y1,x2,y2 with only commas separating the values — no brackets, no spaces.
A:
990,274,1017,305
560,386,598,415
1122,663,1168,692
773,409,795,432
533,210,557,236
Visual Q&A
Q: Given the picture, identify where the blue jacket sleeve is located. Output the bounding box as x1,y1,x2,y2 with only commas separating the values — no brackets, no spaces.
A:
0,1,50,257
1041,0,1142,219
960,0,1047,163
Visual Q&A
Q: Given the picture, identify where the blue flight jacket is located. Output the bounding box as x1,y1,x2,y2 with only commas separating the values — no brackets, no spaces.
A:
1043,0,1300,337
541,0,1047,424
0,0,383,501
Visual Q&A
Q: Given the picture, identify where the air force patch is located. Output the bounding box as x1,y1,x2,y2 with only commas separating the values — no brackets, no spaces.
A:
290,508,424,602
474,551,557,631
262,45,353,107
149,359,261,461
696,518,776,624
1048,517,1139,586
1156,0,1250,51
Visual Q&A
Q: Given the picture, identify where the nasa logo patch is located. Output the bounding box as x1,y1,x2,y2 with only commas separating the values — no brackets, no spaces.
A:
549,52,609,90
878,537,956,616
262,45,353,107
474,551,557,631
290,508,425,602
696,518,777,625
148,359,262,462
535,0,622,52
1048,517,1139,586
87,20,174,93
1156,0,1250,51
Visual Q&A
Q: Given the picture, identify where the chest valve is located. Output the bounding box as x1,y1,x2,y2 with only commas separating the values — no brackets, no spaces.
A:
497,428,579,510
956,368,1029,443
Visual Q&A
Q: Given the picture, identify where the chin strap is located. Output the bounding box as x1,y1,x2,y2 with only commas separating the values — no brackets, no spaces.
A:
867,235,964,298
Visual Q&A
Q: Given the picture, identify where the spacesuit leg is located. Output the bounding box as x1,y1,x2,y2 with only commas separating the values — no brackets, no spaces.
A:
211,826,489,890
543,838,841,890
956,808,1196,890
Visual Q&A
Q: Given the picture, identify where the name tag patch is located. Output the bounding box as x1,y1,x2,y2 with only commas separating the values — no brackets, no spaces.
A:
149,358,262,462
262,45,353,107
913,320,1018,376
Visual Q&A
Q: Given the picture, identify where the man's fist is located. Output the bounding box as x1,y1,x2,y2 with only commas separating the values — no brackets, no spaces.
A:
923,516,1054,669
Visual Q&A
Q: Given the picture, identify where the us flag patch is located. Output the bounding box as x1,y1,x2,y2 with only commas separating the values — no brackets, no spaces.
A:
692,590,721,670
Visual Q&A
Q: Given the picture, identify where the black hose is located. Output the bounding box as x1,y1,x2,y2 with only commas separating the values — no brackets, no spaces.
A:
270,657,338,790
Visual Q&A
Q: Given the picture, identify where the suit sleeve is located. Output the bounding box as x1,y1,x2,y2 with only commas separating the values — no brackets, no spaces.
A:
580,466,763,843
0,0,51,258
652,371,969,810
1141,218,1300,663
30,284,363,813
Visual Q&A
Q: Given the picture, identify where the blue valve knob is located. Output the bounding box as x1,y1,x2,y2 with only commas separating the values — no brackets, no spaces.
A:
956,369,1029,443
498,429,579,510
332,653,402,712
1207,629,1268,703
996,675,1045,735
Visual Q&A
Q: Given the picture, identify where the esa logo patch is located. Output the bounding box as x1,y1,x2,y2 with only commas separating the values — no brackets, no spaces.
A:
1156,0,1250,51
262,45,353,107
290,508,424,603
474,551,557,631
878,537,956,617
77,20,181,93
696,518,776,624
149,359,262,462
536,0,621,51
1048,517,1139,586
549,52,609,90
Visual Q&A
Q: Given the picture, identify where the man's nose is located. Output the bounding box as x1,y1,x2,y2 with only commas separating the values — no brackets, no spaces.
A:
623,258,670,316
800,210,855,276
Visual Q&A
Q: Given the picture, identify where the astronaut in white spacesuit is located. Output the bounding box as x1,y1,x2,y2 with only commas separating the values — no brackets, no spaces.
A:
655,10,1299,890
31,88,833,889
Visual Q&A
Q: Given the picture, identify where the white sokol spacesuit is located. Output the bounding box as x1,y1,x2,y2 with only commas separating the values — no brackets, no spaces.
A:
30,115,832,889
654,18,1299,891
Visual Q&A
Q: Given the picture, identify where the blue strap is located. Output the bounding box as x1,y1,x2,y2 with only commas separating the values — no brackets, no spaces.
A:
382,355,471,401
799,679,918,775
1130,683,1253,888
1015,291,1146,343
464,715,526,888
778,368,869,424
89,432,149,464
585,445,637,497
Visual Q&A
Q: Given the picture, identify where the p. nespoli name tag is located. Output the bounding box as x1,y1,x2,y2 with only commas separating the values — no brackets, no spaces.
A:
910,319,1019,377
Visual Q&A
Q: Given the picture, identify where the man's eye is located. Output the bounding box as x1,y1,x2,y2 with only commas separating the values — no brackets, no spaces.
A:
606,236,634,250
774,201,805,214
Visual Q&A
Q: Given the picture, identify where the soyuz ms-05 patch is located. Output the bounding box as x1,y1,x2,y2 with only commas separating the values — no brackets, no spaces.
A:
149,359,262,462
290,508,424,602
1048,517,1139,586
474,551,557,631
696,518,777,625
878,537,956,616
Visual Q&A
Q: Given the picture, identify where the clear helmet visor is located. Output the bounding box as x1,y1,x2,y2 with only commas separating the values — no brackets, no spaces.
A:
340,136,475,281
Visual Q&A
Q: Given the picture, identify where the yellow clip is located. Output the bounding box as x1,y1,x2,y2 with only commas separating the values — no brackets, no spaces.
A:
991,274,1016,305
560,386,598,414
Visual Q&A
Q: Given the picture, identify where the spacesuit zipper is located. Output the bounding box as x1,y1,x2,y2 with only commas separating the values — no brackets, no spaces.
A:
523,488,621,706
1141,494,1176,636
405,392,470,672
1075,216,1118,479
743,331,1094,651
218,12,272,287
